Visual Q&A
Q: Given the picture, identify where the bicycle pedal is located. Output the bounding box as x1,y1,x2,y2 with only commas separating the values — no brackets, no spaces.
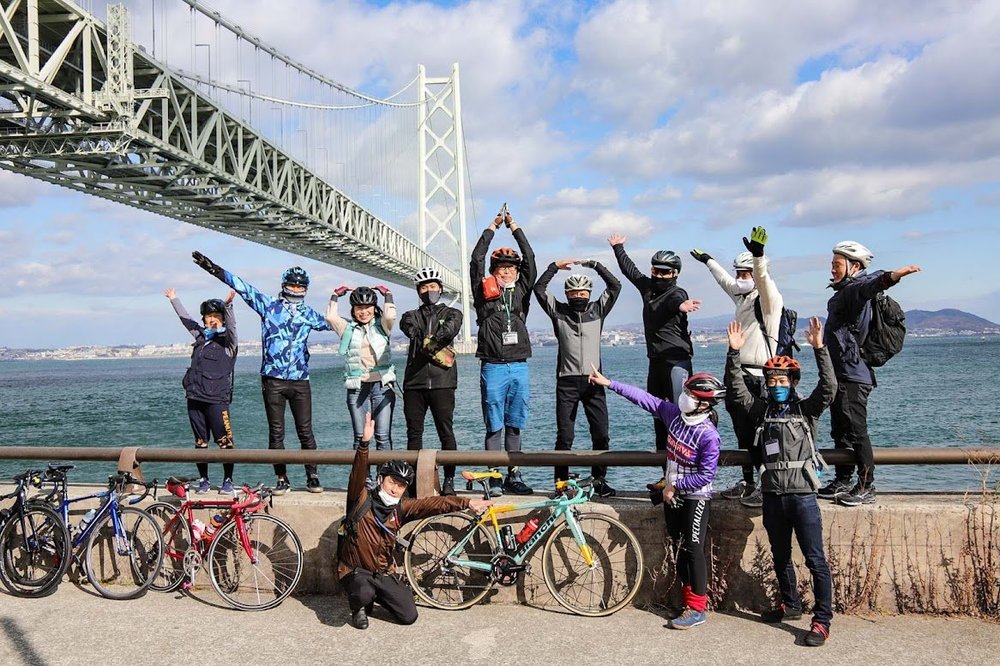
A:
182,581,193,590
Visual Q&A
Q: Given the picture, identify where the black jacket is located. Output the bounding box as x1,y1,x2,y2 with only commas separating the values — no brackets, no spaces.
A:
612,243,693,360
399,303,463,390
470,227,537,362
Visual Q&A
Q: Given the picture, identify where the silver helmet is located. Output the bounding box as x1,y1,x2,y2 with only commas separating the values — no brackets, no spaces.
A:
832,240,874,268
564,274,594,292
412,266,443,287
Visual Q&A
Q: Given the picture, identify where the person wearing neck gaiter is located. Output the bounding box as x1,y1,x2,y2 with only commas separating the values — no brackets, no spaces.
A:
608,234,701,493
590,365,723,630
534,258,621,496
192,252,331,495
399,267,463,495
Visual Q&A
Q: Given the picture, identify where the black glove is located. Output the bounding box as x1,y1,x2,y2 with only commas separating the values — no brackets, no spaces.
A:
192,251,224,278
579,259,597,269
742,226,767,258
690,249,712,264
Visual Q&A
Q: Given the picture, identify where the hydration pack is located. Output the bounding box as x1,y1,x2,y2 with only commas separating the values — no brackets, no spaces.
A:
858,292,906,367
754,297,801,358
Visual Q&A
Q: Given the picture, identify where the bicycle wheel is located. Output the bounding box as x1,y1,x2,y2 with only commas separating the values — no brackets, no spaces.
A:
542,512,644,616
0,505,71,597
85,506,164,600
404,512,497,610
144,502,191,592
207,513,303,611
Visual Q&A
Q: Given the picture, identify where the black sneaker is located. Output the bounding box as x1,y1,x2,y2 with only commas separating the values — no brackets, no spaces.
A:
503,469,533,495
350,607,369,630
837,484,876,507
306,475,323,494
273,477,291,496
760,604,803,623
804,622,829,647
592,478,616,498
441,477,456,496
817,478,853,500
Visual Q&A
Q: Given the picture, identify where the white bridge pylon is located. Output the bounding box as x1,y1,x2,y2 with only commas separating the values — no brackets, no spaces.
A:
0,0,473,343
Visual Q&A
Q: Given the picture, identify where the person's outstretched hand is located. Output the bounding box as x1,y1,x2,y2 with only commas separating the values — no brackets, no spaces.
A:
164,288,176,299
690,249,712,264
679,299,702,313
588,363,611,387
360,412,375,444
743,226,768,257
192,251,223,277
805,316,823,349
225,290,236,304
333,285,351,297
555,259,576,270
607,233,627,247
372,285,391,296
727,321,746,351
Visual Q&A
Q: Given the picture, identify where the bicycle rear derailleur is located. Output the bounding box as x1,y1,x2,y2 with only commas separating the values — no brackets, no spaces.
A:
490,554,527,586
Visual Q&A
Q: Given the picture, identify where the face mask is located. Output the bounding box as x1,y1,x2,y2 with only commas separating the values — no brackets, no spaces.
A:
377,489,401,506
769,385,791,403
202,326,226,339
419,290,441,306
734,278,755,294
281,288,305,303
568,297,589,312
651,276,676,293
677,392,700,414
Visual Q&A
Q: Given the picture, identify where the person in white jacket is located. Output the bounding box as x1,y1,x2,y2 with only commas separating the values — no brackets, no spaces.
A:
690,226,783,507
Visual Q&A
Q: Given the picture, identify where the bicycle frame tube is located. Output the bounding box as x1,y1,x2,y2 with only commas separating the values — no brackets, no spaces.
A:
232,512,256,563
61,490,112,549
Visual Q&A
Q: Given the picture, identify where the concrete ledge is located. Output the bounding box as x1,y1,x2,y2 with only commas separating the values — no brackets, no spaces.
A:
6,486,997,617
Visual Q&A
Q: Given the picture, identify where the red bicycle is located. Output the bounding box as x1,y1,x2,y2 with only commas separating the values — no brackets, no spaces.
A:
145,478,303,611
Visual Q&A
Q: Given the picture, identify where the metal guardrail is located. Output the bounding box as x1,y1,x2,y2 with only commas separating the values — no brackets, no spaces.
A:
0,445,997,497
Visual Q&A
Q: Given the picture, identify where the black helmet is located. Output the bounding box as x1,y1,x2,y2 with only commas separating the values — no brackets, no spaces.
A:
281,266,310,288
651,250,682,273
200,299,226,317
349,286,378,307
378,460,415,486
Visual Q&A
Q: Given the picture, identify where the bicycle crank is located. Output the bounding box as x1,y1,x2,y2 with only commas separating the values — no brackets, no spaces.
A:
182,548,202,582
490,554,527,587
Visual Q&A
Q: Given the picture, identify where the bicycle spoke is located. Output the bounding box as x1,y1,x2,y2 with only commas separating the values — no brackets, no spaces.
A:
404,513,497,610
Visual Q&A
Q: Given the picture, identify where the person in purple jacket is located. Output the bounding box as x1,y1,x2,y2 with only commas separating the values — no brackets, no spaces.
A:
589,364,725,630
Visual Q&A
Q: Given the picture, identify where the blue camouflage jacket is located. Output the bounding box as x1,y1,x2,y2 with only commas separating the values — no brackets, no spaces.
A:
223,271,331,380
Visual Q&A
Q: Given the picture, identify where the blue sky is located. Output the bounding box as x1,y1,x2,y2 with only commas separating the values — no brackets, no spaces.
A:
1,0,999,348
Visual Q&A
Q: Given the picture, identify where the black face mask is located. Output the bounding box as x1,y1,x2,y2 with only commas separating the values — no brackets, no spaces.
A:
651,276,676,293
419,291,442,306
568,297,590,312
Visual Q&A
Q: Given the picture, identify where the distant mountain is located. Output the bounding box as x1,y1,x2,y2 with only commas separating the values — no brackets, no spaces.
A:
905,309,1000,333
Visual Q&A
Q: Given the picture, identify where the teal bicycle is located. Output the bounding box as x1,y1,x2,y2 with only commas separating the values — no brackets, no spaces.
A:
403,471,643,616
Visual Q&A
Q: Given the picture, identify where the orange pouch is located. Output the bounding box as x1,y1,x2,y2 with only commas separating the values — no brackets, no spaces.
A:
481,275,501,301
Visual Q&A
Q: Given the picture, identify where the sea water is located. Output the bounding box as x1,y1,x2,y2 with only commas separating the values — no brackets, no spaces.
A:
1,336,997,493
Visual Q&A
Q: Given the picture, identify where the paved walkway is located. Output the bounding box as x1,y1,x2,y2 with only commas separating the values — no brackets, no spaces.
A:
0,585,996,665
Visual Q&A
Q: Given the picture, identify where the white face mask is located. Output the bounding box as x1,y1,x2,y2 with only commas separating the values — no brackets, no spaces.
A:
377,489,401,506
677,392,700,414
734,278,755,294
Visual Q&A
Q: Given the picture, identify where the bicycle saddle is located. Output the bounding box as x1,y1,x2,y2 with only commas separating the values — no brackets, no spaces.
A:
461,470,503,481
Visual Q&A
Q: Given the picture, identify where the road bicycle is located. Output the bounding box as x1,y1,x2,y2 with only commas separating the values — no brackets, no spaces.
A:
404,471,644,616
41,465,163,600
144,477,303,611
0,468,71,597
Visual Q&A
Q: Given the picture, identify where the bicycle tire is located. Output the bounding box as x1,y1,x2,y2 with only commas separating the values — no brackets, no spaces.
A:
0,505,71,597
85,505,164,600
145,502,191,593
541,512,644,617
404,512,498,610
207,513,303,611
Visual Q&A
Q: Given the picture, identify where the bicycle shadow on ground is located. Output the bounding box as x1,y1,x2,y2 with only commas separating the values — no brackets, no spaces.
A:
0,617,49,666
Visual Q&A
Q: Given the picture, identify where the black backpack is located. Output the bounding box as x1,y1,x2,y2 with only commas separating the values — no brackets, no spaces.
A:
754,297,801,358
858,292,906,367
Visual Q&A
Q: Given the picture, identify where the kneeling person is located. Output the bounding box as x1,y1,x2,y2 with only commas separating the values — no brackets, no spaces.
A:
337,414,491,629
725,317,837,647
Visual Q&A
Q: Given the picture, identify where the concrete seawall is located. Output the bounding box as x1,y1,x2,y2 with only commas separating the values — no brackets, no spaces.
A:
13,486,997,617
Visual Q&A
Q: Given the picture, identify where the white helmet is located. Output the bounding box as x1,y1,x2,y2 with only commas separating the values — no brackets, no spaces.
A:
564,274,593,292
413,267,443,287
733,251,755,271
832,241,874,269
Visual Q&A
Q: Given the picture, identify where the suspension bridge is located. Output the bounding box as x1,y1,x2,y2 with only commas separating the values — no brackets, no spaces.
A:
0,0,476,344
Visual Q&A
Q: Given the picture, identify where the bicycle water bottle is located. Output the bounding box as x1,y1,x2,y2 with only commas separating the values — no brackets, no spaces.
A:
515,517,540,545
80,508,97,529
191,518,206,541
203,514,225,541
500,525,516,554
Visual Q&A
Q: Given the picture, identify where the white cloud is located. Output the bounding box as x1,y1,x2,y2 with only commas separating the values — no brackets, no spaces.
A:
586,211,652,240
633,185,682,206
536,186,619,208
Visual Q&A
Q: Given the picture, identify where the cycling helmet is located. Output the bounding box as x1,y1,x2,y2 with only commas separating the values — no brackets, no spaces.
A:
651,250,682,273
763,355,801,381
832,241,874,269
378,460,415,486
200,299,225,317
281,266,310,288
733,251,755,271
683,373,726,404
489,247,522,272
564,274,593,293
349,286,378,307
413,267,443,287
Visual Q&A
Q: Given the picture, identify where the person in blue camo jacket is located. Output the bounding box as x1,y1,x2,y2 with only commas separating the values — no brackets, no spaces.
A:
192,251,331,495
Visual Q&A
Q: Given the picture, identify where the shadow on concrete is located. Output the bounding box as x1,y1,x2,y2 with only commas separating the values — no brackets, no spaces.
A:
720,607,805,642
1,617,50,666
300,518,349,627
